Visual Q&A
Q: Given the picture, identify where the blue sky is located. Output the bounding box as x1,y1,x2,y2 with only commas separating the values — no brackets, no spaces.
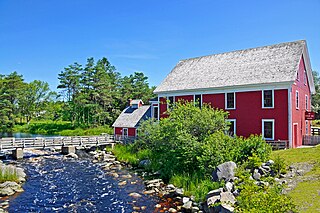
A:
0,0,319,90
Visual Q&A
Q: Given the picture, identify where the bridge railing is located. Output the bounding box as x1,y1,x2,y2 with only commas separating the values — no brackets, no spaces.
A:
0,134,116,151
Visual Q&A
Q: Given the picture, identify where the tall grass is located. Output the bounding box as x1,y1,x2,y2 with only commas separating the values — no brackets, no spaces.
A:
0,166,19,183
111,144,151,166
170,173,223,201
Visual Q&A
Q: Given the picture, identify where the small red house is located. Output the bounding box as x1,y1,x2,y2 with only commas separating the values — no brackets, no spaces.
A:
154,40,315,148
112,99,152,139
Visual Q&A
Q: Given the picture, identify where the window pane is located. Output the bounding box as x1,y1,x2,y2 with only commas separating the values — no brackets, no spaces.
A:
263,90,273,107
264,121,273,139
195,94,201,108
154,106,158,119
227,93,234,108
228,121,235,136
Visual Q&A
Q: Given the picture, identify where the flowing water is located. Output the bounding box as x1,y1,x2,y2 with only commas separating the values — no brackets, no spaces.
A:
8,152,157,212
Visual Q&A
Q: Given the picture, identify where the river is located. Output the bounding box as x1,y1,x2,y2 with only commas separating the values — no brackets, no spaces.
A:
8,151,157,212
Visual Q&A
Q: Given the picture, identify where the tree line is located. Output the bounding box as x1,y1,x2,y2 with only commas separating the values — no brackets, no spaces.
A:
0,57,155,133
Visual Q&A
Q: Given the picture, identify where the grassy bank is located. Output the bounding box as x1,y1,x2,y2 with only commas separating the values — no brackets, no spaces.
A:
271,145,320,212
0,167,19,183
14,120,113,136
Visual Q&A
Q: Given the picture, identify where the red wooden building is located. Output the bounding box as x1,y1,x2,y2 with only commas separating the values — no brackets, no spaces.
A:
112,99,152,139
154,40,315,148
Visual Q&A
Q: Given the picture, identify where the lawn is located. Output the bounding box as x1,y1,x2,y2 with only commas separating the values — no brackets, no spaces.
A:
271,145,320,213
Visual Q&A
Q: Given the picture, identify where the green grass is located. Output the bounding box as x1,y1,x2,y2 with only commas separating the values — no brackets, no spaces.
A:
0,167,19,183
14,120,113,136
111,144,151,166
170,173,222,202
271,145,320,213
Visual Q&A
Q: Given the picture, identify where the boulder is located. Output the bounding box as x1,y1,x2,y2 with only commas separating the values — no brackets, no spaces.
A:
220,204,235,213
212,161,237,182
182,200,192,212
175,188,184,196
0,181,23,196
139,159,151,168
225,182,233,192
65,153,78,159
253,169,261,180
220,191,236,205
129,192,142,199
265,160,274,166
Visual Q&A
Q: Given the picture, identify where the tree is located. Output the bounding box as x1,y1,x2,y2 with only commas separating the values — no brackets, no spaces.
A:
311,71,320,113
19,80,56,123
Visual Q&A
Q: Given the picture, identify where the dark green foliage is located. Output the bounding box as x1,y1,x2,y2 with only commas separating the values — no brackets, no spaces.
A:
135,102,272,181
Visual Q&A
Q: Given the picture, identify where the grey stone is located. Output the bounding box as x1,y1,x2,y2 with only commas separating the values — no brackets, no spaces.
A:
175,188,184,196
168,208,177,213
212,161,237,182
0,181,23,196
12,148,24,159
220,191,236,205
182,201,193,211
266,160,274,166
139,159,151,168
183,197,190,204
220,204,235,213
191,206,200,212
225,182,233,192
253,169,261,180
207,188,223,197
65,153,78,159
232,189,240,197
61,146,75,155
261,165,271,171
129,192,142,198
207,195,220,206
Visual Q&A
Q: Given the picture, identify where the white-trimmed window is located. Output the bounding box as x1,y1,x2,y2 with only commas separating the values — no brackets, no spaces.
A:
262,90,274,108
225,92,235,109
296,90,299,109
153,106,158,119
305,95,308,111
226,119,236,136
194,94,202,108
306,120,309,135
262,119,274,140
123,128,128,137
304,70,307,85
297,70,299,81
167,96,175,109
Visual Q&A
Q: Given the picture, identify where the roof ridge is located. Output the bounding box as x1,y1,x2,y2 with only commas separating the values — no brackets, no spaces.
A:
179,40,306,62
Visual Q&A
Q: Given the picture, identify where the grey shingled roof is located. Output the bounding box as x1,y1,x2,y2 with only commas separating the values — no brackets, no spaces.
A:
130,99,143,105
154,40,310,94
112,105,151,128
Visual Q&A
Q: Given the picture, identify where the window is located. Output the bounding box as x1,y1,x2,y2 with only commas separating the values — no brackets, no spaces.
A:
167,96,174,109
305,95,308,111
297,70,299,81
263,90,274,108
194,94,202,108
304,70,307,85
226,119,236,136
306,121,309,135
225,92,235,109
123,128,128,137
296,91,299,109
262,119,274,140
153,106,158,119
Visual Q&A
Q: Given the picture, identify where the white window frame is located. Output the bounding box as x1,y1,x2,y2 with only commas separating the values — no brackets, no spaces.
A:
225,92,236,110
122,128,128,137
262,119,275,140
305,95,308,111
194,94,203,108
167,96,175,109
262,89,274,109
226,119,236,136
296,90,299,109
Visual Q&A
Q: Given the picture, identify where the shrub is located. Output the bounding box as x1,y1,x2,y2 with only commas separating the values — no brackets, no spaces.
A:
170,173,223,202
271,155,287,177
112,144,151,166
235,180,296,212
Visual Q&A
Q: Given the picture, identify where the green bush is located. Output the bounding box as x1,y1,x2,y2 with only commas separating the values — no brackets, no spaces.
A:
271,155,287,177
235,180,296,212
170,173,223,201
112,144,151,166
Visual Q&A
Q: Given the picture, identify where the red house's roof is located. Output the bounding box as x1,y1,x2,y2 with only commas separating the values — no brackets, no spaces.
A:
154,40,315,94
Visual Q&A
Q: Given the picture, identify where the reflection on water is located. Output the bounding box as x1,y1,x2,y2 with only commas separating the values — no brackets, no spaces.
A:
9,154,156,212
1,132,58,138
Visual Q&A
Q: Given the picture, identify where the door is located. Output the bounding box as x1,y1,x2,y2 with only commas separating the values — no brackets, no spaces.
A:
123,128,128,138
293,124,298,148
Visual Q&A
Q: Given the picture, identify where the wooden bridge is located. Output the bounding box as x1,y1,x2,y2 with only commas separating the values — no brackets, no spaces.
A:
0,135,118,159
